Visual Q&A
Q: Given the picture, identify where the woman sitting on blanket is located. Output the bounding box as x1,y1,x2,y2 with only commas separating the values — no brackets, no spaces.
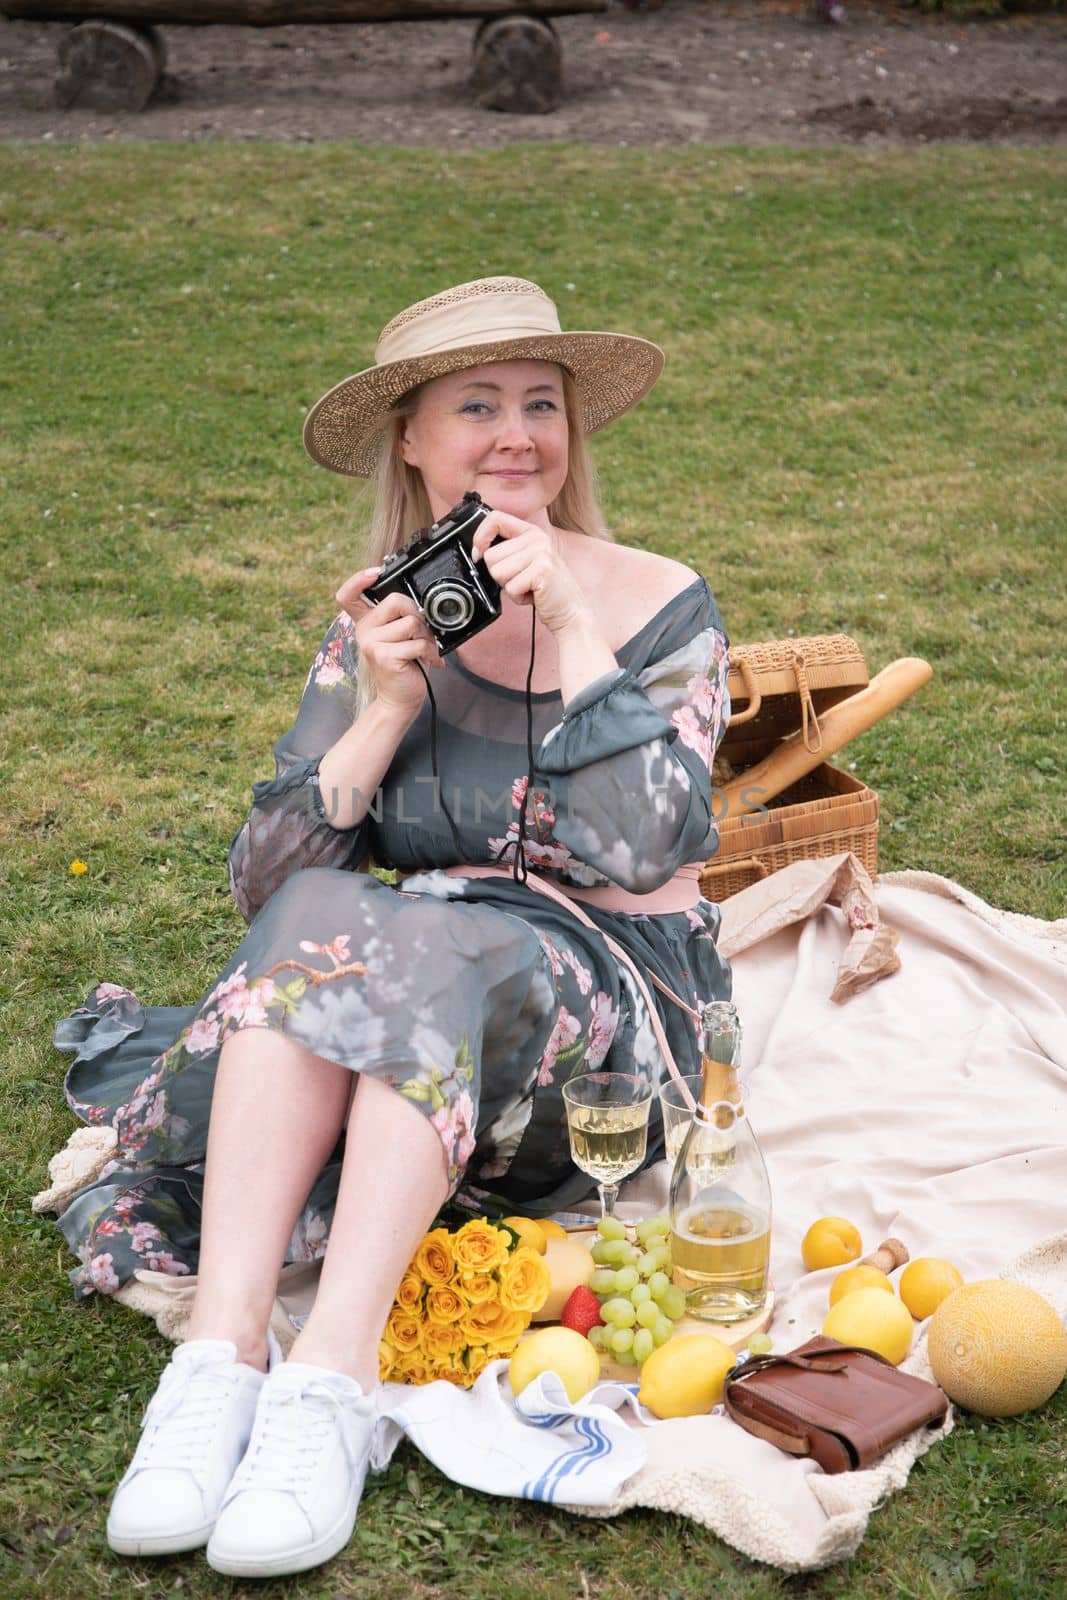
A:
56,276,732,1578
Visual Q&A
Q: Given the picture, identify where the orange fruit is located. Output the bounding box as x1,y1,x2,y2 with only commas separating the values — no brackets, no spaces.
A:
802,1216,863,1272
899,1258,964,1321
536,1218,568,1244
822,1287,914,1366
829,1264,894,1308
927,1280,1067,1417
503,1216,547,1256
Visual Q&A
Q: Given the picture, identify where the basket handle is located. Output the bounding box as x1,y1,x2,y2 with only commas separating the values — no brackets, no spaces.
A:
702,855,771,882
728,658,762,725
792,647,824,755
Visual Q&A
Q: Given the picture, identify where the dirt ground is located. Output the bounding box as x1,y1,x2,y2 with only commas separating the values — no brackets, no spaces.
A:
0,0,1064,146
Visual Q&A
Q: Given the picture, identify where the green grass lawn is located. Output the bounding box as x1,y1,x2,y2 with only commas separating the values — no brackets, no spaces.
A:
1,142,1064,1599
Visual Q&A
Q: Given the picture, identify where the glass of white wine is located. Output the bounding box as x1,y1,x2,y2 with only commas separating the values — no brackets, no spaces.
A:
658,1073,705,1165
562,1072,653,1220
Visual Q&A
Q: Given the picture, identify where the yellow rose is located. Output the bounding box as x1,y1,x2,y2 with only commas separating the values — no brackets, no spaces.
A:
378,1338,399,1382
461,1300,527,1346
426,1284,467,1325
437,1365,471,1388
497,1246,551,1315
423,1321,467,1362
459,1300,505,1342
395,1272,424,1313
491,1309,528,1346
453,1219,510,1276
412,1227,456,1286
394,1353,433,1386
459,1271,497,1305
385,1308,422,1354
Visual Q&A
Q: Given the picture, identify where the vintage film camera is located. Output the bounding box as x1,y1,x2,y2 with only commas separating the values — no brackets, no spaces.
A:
365,491,501,654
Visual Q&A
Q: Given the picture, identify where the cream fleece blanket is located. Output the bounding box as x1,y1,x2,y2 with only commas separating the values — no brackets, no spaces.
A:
35,861,1067,1571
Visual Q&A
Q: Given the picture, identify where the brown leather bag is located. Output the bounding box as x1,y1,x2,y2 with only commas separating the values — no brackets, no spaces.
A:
722,1335,949,1474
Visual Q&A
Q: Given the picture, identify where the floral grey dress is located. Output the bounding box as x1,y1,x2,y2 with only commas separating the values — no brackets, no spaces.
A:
53,576,731,1299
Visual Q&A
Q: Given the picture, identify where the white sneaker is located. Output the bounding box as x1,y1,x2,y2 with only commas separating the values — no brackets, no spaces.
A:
206,1363,377,1578
106,1333,281,1557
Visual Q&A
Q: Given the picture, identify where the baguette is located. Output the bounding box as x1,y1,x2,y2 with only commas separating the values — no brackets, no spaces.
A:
721,657,933,817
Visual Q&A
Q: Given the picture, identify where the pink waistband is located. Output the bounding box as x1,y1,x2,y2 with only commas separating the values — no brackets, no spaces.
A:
438,861,703,916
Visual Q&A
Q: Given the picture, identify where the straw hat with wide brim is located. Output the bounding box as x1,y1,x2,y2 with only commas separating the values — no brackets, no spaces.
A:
303,276,665,479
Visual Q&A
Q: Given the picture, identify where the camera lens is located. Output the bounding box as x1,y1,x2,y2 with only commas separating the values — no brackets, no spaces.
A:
423,581,475,632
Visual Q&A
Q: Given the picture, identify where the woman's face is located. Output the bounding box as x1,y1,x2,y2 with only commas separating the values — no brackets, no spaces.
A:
399,359,569,528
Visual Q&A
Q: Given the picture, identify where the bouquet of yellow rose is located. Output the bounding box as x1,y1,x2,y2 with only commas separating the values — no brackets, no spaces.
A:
378,1217,551,1389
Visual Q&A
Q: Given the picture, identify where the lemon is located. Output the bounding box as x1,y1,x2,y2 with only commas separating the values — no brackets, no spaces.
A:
536,1218,568,1244
829,1264,894,1307
822,1286,914,1366
509,1326,601,1404
899,1257,964,1321
637,1333,737,1419
927,1280,1067,1417
802,1216,863,1272
503,1216,548,1256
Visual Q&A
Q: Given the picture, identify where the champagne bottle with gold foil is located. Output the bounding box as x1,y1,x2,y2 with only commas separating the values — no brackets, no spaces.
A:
667,1001,772,1323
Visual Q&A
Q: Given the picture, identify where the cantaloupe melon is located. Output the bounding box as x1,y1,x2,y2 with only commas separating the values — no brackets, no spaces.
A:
927,1280,1067,1417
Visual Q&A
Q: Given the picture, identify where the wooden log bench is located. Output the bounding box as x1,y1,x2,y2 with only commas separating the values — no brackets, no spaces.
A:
0,0,609,115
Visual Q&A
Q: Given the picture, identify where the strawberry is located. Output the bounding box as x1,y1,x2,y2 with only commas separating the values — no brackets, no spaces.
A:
560,1285,604,1339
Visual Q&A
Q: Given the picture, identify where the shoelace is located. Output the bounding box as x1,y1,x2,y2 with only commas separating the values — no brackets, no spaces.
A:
138,1357,242,1472
235,1380,365,1497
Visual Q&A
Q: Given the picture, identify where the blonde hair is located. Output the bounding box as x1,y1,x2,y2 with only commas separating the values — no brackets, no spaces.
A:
350,366,613,712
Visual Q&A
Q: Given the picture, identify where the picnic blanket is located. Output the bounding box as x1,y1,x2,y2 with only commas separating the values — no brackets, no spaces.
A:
35,860,1067,1571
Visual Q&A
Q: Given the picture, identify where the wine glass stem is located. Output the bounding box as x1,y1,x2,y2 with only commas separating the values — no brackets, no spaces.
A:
598,1182,620,1219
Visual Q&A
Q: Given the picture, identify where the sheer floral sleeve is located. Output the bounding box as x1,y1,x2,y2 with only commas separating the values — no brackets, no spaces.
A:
535,592,729,893
228,614,369,924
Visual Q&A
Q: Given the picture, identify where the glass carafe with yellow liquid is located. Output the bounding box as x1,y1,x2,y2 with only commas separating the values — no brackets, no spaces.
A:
668,1000,771,1323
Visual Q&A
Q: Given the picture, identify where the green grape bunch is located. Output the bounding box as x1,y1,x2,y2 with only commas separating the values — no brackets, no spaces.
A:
585,1215,687,1368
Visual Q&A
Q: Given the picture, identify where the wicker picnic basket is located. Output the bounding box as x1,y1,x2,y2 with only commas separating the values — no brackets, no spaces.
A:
701,635,881,899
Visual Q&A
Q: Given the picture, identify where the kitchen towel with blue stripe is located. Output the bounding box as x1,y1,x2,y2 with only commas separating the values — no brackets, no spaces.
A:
373,1365,650,1506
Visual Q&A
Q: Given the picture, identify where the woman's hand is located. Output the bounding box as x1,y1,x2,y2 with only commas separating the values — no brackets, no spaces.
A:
335,568,442,719
471,511,593,637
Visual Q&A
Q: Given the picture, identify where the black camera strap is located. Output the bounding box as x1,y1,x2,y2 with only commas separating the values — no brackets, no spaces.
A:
510,605,538,885
418,607,538,886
